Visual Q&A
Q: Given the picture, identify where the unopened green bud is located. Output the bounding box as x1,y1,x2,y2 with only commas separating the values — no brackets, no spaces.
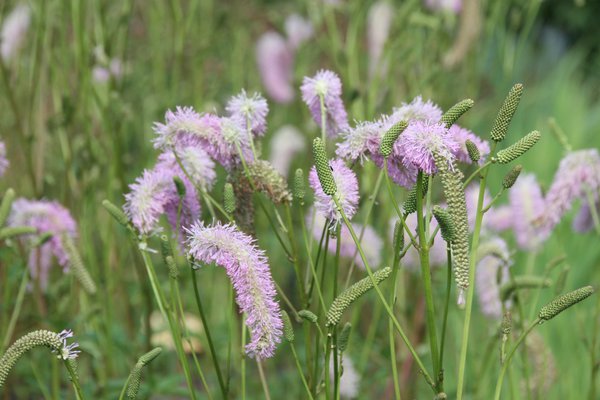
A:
495,131,541,164
379,121,408,158
538,286,594,323
554,265,570,295
502,165,522,189
441,98,474,128
312,138,336,196
298,310,318,324
173,176,186,197
102,199,131,228
338,323,352,352
393,221,404,257
294,169,305,202
433,206,456,243
465,139,480,163
127,348,162,399
0,188,15,227
282,311,295,343
224,183,236,215
160,236,178,279
491,84,523,142
501,312,512,336
245,160,292,204
327,267,391,326
63,236,97,295
403,175,429,215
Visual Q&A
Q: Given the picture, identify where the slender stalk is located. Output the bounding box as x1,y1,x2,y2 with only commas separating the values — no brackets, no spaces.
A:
319,94,327,143
241,323,247,400
285,203,307,305
439,248,452,371
290,343,315,400
416,171,440,388
256,360,272,400
388,224,403,400
1,267,29,352
493,319,540,400
383,160,418,247
64,360,85,400
463,160,492,188
585,188,600,235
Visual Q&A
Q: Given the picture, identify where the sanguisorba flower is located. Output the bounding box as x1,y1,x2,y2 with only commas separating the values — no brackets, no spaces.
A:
309,159,359,223
226,90,269,137
424,0,462,14
9,199,77,290
269,125,306,177
508,173,549,250
256,31,294,103
284,14,313,50
187,222,283,359
367,1,394,79
388,96,443,124
1,3,31,61
157,145,216,192
0,141,9,177
336,120,384,163
301,70,349,137
476,236,512,319
448,125,490,164
572,200,600,233
542,149,600,230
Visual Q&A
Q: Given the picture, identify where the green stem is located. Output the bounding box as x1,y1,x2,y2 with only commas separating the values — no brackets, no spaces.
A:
585,188,600,235
290,343,315,400
285,203,307,305
463,160,492,188
241,323,247,400
319,94,327,143
493,319,540,400
1,267,29,352
389,224,403,400
439,247,452,373
256,360,272,400
383,160,418,247
64,360,84,400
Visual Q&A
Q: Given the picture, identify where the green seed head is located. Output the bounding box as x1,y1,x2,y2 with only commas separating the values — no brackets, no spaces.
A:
62,235,97,295
465,139,480,163
432,206,456,243
282,311,295,343
224,182,236,215
538,286,594,323
312,138,337,196
441,98,474,128
491,84,523,142
501,312,512,335
127,348,162,399
403,174,428,215
338,323,352,353
502,164,523,189
326,267,392,326
0,188,15,227
294,168,306,203
244,160,293,204
379,120,408,158
102,199,131,228
393,221,404,257
495,131,541,164
298,309,318,324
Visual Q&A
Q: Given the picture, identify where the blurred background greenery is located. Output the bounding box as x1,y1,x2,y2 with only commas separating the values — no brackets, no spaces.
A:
1,0,599,398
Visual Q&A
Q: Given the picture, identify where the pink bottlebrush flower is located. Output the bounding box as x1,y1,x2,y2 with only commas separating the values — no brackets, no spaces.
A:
256,32,295,103
485,205,513,232
157,145,216,191
301,70,349,137
336,120,384,163
186,222,283,359
389,96,443,123
218,116,255,165
372,153,418,189
394,119,459,174
309,159,359,222
476,236,512,319
367,1,394,79
1,4,31,61
269,125,306,178
542,149,600,230
226,90,269,137
284,14,313,49
448,125,490,164
509,174,549,250
572,200,599,233
9,199,77,290
424,0,462,14
0,141,9,177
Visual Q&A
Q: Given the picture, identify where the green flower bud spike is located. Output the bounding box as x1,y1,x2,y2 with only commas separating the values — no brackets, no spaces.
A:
441,98,474,128
379,120,408,158
465,139,480,163
392,221,404,258
63,235,97,295
0,188,15,227
294,169,305,203
326,267,392,326
126,347,162,399
538,286,594,323
243,160,292,204
298,309,318,324
403,174,429,215
282,311,295,343
102,199,132,229
491,84,523,142
495,131,541,164
432,206,456,243
338,323,352,353
223,182,236,215
312,138,337,196
502,165,523,189
160,235,178,279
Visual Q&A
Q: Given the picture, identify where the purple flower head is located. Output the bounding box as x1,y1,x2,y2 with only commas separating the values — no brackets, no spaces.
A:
424,0,462,14
309,159,359,223
389,96,443,124
448,125,490,164
572,200,599,233
509,173,549,250
153,106,207,149
55,329,81,360
9,199,78,290
226,90,269,137
157,145,216,191
1,4,31,61
394,120,459,174
301,70,349,137
256,32,294,103
218,116,255,166
269,125,306,177
371,152,418,189
476,236,512,319
336,120,384,163
485,205,513,232
542,149,600,230
284,14,313,49
186,222,283,359
0,141,9,177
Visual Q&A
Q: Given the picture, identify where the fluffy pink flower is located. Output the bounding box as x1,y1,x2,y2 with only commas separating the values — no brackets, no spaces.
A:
269,125,306,177
284,14,313,49
301,70,349,137
336,120,384,163
256,32,294,103
476,236,512,319
485,205,513,232
1,4,31,61
367,1,394,79
226,90,269,137
388,96,443,123
186,222,283,359
424,0,462,14
448,125,490,164
509,174,549,250
157,145,216,191
9,199,77,290
309,159,359,222
572,200,599,233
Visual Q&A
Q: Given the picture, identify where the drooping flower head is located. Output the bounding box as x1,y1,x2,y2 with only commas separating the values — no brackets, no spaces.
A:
256,32,294,103
269,125,306,177
0,141,9,177
1,4,31,61
336,120,384,163
572,200,600,233
309,159,359,222
301,70,349,137
226,90,269,137
394,120,459,174
448,125,490,164
509,173,549,250
186,222,283,359
56,329,81,360
476,236,512,318
9,199,78,289
542,149,600,230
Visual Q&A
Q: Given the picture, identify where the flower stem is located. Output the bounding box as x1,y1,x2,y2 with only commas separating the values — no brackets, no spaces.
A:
438,247,452,373
64,360,85,400
256,360,272,400
290,342,315,400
